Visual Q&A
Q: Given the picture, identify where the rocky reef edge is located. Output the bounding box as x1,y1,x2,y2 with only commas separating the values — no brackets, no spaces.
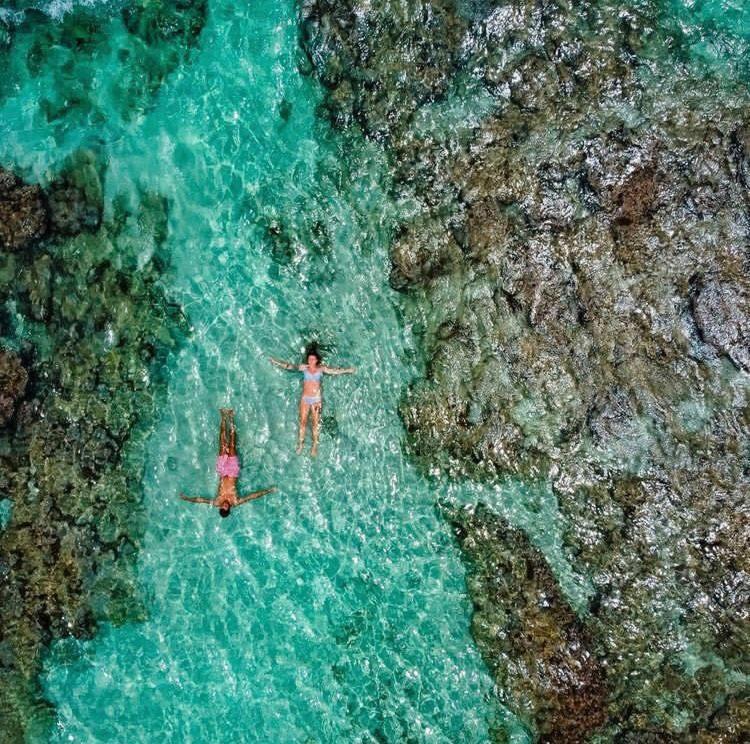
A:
0,154,185,740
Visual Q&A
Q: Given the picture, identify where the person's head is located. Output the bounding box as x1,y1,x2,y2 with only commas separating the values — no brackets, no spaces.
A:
219,501,231,518
305,345,322,367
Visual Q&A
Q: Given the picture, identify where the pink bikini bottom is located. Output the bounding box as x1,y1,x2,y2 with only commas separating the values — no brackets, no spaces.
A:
216,454,240,478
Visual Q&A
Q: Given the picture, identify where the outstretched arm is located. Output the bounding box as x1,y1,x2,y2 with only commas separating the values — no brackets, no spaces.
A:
322,365,356,375
269,357,300,371
180,494,214,505
236,486,277,507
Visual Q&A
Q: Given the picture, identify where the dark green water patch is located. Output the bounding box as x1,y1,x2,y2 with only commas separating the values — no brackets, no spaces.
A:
0,0,207,128
299,0,750,738
0,156,186,740
257,207,332,269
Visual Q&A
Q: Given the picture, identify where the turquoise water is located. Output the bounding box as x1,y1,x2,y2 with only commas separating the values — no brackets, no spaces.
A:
0,0,542,740
659,0,750,77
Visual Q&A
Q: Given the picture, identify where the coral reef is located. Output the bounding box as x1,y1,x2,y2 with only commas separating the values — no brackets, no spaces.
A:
300,0,750,738
0,167,48,251
0,157,185,740
0,348,28,427
446,503,607,743
448,500,750,743
299,0,466,138
46,149,103,236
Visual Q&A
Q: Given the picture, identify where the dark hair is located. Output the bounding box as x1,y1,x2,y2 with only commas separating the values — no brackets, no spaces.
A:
219,506,230,518
305,344,322,364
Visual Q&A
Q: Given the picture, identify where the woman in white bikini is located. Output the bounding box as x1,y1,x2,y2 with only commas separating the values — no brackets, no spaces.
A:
270,349,355,456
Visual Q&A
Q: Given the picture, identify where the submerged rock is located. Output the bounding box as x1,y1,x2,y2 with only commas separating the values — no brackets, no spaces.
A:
691,277,750,372
389,219,462,290
0,168,48,251
0,16,11,51
0,161,185,739
446,503,608,742
46,149,103,236
122,0,206,45
0,349,28,427
1,0,207,124
299,0,467,141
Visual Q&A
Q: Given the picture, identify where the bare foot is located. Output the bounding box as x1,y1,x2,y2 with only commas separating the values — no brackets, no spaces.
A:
296,441,304,455
310,443,318,457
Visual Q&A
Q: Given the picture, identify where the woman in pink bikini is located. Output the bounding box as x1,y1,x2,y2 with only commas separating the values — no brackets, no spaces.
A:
270,348,355,456
180,409,276,517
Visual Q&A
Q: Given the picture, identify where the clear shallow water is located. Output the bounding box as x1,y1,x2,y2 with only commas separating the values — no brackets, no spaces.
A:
660,0,750,76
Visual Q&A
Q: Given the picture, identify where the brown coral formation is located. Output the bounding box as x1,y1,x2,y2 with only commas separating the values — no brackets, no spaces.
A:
0,160,184,740
0,349,28,427
300,0,750,739
446,503,608,743
0,168,48,251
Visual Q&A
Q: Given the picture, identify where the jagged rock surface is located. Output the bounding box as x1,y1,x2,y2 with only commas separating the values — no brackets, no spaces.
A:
0,349,28,427
0,168,48,251
0,160,185,740
446,503,607,743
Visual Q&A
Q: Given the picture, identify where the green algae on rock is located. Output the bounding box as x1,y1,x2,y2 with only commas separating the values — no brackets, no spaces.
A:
300,0,750,738
0,158,185,740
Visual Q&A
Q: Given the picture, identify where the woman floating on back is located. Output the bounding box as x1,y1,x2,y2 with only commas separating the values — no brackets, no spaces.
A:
270,347,355,456
180,409,276,517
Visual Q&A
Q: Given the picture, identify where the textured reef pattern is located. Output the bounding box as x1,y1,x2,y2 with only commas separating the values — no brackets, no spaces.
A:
0,155,185,738
300,0,750,739
1,0,749,739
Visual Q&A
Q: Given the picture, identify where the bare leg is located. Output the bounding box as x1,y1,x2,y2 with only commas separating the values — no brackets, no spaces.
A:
219,410,228,454
228,411,236,456
310,403,321,457
219,409,235,454
297,400,310,454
